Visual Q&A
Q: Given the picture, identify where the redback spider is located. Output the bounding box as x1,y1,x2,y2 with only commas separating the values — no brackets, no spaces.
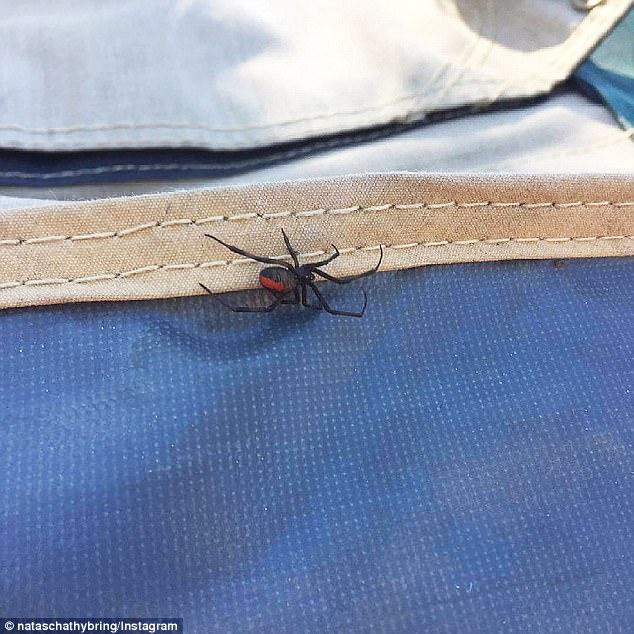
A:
199,229,383,317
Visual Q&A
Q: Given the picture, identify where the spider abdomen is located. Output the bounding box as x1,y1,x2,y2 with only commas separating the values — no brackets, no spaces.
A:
259,267,296,293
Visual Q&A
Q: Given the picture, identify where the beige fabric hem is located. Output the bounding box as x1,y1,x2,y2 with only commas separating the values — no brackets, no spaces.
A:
0,174,632,310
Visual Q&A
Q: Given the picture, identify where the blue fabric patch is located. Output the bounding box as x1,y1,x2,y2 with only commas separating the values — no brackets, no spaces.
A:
1,258,633,632
574,8,634,128
0,126,399,187
0,146,309,187
575,62,634,129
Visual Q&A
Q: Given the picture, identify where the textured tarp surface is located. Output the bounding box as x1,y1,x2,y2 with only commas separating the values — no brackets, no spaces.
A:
1,259,633,632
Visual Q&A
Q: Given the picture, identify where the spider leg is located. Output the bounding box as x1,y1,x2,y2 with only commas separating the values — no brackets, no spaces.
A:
199,283,283,313
281,229,300,268
312,246,383,284
308,282,368,317
301,282,322,311
307,244,340,268
206,234,294,270
280,286,301,306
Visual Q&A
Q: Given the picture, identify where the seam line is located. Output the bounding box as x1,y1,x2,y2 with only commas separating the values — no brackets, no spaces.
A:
1,201,633,247
1,235,632,290
1,124,630,180
0,74,549,137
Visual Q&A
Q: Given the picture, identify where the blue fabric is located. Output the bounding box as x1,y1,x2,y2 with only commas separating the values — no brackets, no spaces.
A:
1,258,633,632
575,61,634,129
574,8,634,128
0,145,309,187
0,125,401,187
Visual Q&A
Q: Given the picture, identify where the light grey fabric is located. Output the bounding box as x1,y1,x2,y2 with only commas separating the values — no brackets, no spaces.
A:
0,0,630,151
1,91,632,205
211,93,634,187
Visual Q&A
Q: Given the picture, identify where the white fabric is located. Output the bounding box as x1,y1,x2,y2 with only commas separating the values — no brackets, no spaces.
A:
210,93,634,185
0,0,630,151
1,91,632,205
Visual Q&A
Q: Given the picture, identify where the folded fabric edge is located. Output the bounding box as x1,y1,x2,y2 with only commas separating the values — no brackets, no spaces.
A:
0,0,631,152
0,173,632,310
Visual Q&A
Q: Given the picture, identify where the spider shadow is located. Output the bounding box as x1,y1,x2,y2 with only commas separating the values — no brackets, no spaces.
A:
197,282,374,362
196,288,324,361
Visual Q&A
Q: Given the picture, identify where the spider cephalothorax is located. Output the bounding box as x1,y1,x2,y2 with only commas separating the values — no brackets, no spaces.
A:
199,229,382,317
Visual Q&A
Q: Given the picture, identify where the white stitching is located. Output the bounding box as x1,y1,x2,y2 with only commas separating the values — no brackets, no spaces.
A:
1,201,632,247
71,231,117,241
2,235,632,290
22,235,66,245
116,222,159,236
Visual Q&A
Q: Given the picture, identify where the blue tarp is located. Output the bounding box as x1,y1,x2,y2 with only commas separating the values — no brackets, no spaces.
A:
2,258,632,632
